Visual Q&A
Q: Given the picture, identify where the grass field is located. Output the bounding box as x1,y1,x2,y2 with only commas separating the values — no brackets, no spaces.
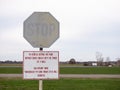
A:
0,64,22,66
60,67,120,74
0,65,120,90
0,78,120,90
0,67,120,74
0,67,22,74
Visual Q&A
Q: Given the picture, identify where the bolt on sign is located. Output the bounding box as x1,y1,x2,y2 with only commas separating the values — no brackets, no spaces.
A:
23,51,59,79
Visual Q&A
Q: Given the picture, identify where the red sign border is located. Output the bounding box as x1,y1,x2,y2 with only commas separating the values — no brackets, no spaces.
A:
23,51,59,80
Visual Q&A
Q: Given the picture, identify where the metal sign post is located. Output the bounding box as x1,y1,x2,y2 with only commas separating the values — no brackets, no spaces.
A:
39,48,43,90
39,80,43,90
23,12,59,90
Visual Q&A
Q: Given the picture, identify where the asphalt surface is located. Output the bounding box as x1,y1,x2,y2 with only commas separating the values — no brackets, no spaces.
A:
0,74,120,78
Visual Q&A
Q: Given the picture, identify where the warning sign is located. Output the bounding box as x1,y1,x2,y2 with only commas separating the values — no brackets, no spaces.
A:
23,51,59,80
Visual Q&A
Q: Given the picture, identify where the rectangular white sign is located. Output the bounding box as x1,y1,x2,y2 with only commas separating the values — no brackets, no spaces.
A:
23,51,59,80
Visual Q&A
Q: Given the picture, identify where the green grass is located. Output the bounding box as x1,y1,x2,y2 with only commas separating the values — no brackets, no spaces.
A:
0,64,22,66
0,78,120,90
0,67,22,74
44,78,120,90
0,78,38,90
0,67,120,74
60,67,120,74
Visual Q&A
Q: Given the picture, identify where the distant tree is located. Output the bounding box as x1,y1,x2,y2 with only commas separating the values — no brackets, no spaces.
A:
96,52,104,66
116,58,120,66
106,57,111,66
69,58,76,64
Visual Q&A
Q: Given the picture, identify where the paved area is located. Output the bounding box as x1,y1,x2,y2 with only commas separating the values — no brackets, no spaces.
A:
60,74,120,78
0,74,120,78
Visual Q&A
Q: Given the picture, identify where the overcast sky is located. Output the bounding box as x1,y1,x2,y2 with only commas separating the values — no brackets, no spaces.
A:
0,0,120,61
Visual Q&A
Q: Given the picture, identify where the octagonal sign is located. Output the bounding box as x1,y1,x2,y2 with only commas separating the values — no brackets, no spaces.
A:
23,12,59,48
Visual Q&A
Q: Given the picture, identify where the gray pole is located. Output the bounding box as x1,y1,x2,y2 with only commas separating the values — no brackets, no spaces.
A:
39,47,43,90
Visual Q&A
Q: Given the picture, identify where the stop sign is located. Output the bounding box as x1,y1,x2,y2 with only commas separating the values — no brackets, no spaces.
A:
23,12,59,48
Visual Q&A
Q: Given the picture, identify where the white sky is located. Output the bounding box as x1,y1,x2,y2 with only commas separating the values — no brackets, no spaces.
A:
0,0,120,61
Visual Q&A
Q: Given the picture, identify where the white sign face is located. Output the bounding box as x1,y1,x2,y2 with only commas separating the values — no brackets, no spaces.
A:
23,51,59,80
23,12,59,48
